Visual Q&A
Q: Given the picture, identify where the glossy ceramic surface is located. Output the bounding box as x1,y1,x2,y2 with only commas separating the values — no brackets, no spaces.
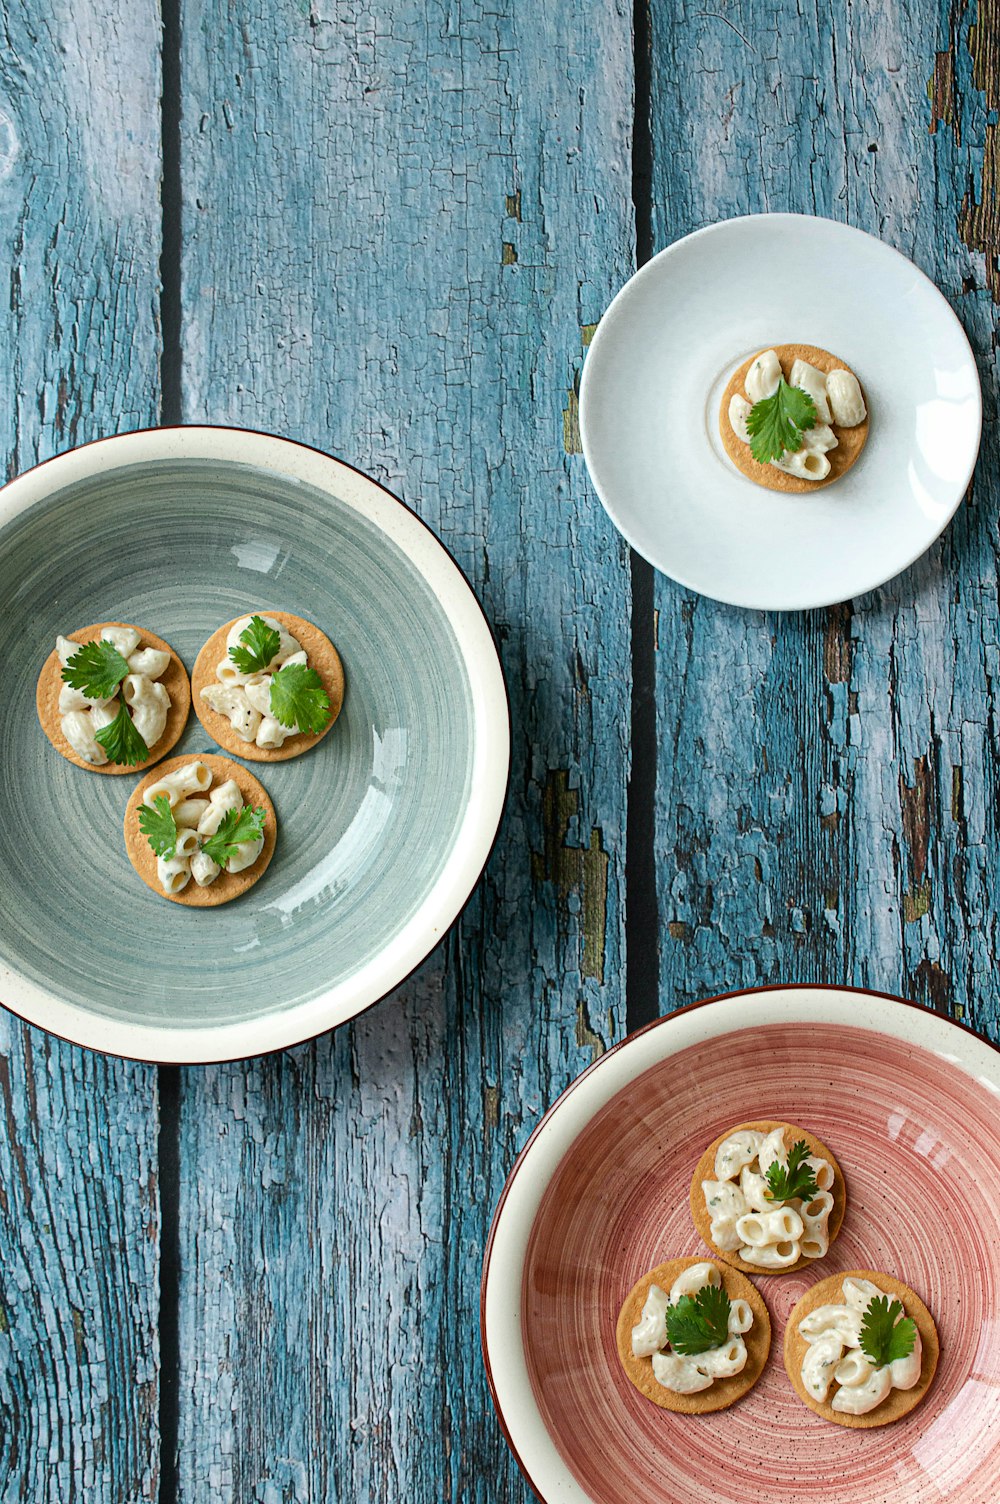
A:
0,428,509,1061
579,216,982,609
482,987,1000,1504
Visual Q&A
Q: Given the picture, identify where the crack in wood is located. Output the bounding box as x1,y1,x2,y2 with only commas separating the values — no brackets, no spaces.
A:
532,769,609,983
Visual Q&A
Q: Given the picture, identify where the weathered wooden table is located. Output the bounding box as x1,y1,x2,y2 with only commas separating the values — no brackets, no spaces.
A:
1,2,997,1498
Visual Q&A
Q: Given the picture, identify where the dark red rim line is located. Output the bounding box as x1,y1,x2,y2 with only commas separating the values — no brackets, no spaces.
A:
0,424,514,1065
478,982,1000,1504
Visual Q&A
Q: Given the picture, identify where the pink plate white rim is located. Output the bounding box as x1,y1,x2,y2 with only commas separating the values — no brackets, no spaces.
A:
480,985,1000,1504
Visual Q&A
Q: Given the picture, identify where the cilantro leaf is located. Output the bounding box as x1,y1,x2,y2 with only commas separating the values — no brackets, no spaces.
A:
200,805,266,869
61,639,130,700
229,615,282,676
94,703,149,767
859,1296,917,1368
745,378,817,465
765,1139,820,1203
139,794,178,859
665,1284,732,1356
269,662,331,735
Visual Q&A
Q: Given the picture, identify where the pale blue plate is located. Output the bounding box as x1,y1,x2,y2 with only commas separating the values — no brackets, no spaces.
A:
0,428,510,1061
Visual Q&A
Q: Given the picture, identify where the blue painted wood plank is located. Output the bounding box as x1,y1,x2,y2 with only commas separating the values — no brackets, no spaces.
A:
175,3,633,1499
0,6,162,1498
649,0,1000,1041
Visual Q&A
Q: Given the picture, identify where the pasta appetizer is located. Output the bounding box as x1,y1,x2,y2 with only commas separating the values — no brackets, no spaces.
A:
784,1270,939,1428
690,1120,846,1273
616,1257,770,1414
124,754,276,906
36,622,191,774
192,611,344,762
720,343,869,493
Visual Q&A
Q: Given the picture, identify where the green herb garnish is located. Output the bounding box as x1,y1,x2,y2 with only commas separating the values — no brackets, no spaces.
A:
200,805,266,869
746,378,817,464
228,615,281,676
138,795,178,859
94,703,149,767
859,1296,917,1368
61,639,130,700
764,1138,820,1203
269,661,331,735
665,1284,732,1356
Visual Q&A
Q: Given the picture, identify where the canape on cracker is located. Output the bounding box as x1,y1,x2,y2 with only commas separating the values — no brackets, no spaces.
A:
616,1257,770,1414
784,1270,939,1427
125,754,276,906
37,622,190,774
721,344,869,493
691,1121,846,1273
192,611,344,762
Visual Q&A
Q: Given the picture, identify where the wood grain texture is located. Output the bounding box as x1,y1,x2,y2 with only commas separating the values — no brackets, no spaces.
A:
649,0,1000,1039
0,3,162,1498
176,2,632,1497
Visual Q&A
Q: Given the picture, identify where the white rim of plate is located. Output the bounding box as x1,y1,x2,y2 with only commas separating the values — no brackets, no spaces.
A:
480,984,1000,1504
0,426,511,1062
579,214,983,610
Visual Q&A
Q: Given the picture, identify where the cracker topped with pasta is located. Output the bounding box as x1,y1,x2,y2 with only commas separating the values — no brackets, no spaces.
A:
124,753,276,906
616,1257,771,1414
784,1270,939,1428
192,611,344,762
36,622,191,774
690,1120,846,1274
720,344,869,493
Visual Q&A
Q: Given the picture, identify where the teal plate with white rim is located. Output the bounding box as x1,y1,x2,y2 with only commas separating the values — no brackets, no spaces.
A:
0,428,510,1062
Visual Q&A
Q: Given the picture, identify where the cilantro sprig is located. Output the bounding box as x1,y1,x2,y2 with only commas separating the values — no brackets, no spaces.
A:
746,378,817,465
764,1139,819,1204
665,1284,732,1357
859,1297,917,1369
229,615,281,676
201,806,266,869
95,704,149,766
269,662,332,735
139,795,179,859
61,639,130,701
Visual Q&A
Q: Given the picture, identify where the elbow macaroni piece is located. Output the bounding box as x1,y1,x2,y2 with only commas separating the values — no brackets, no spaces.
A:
827,369,866,427
127,647,170,679
842,1277,883,1311
174,798,210,828
834,1350,873,1388
191,850,222,888
832,1365,893,1415
889,1328,922,1390
101,625,141,657
256,715,293,750
61,709,109,765
144,762,212,809
200,684,262,743
702,1180,748,1220
692,1338,747,1380
668,1263,720,1302
713,1131,764,1181
631,1283,669,1358
727,1298,753,1335
798,1303,862,1347
789,359,832,423
728,394,752,445
651,1351,713,1395
739,1239,800,1269
772,447,831,482
801,1334,844,1402
228,833,265,874
739,1165,776,1212
196,780,244,836
157,854,191,894
801,422,838,454
736,1206,804,1248
745,349,782,404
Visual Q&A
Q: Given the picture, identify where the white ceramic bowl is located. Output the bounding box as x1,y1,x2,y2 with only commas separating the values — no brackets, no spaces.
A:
0,427,510,1061
580,215,982,610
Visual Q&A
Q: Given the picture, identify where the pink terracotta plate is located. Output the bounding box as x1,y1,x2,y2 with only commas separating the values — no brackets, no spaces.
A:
481,986,1000,1504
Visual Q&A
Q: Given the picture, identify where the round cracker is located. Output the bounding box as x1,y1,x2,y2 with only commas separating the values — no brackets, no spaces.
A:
124,753,277,907
36,623,191,776
690,1121,847,1274
191,611,344,762
720,344,869,493
783,1269,939,1428
616,1257,771,1414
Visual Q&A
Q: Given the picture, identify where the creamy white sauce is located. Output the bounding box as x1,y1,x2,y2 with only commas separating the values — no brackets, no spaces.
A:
701,1125,834,1267
57,627,172,765
202,616,309,750
729,349,867,482
798,1278,922,1415
629,1261,752,1395
142,761,265,894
